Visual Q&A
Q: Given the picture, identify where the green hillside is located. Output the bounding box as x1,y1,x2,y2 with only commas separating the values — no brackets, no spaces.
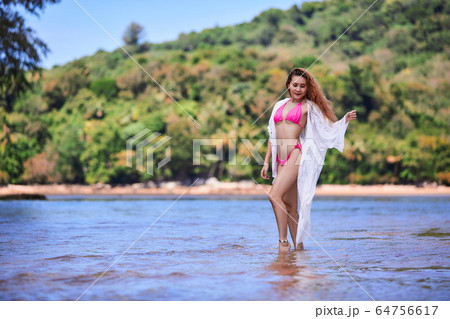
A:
1,0,449,186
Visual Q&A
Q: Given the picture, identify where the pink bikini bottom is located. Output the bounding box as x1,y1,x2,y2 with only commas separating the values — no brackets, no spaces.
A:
276,143,302,167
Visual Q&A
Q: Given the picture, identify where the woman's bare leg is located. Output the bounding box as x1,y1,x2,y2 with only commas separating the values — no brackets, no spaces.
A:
283,183,304,250
283,182,299,246
268,149,302,251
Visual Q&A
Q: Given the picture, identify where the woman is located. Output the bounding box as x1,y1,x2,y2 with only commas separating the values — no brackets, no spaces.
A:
261,67,357,251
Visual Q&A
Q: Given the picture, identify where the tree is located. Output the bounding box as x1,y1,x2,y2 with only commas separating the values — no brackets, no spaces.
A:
122,22,145,46
89,78,118,101
0,0,60,111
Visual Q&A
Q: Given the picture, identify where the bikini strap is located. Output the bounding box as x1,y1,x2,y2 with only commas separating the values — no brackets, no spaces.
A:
283,98,292,107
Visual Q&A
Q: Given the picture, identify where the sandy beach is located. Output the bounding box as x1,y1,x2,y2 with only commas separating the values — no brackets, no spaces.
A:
1,180,449,197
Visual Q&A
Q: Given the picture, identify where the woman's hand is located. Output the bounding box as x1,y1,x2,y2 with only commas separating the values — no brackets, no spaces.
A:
261,163,270,180
345,110,357,123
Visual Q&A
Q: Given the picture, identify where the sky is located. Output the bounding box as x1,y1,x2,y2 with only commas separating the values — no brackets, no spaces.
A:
18,0,307,69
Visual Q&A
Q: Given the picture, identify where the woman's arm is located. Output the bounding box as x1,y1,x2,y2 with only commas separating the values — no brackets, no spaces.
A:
260,139,271,180
264,139,272,164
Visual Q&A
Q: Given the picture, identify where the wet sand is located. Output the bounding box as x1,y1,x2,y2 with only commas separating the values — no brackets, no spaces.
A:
1,182,449,197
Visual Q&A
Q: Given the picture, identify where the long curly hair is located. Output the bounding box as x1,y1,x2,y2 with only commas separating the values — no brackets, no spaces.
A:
285,67,338,122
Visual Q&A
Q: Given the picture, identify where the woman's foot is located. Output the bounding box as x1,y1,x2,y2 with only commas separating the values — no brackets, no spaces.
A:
279,239,291,252
295,242,304,250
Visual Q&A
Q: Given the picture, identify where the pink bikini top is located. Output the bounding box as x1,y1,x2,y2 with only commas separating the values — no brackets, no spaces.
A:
274,99,303,128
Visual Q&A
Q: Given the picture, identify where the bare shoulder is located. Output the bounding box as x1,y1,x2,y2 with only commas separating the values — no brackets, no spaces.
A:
274,97,290,109
280,97,290,104
303,99,310,113
305,99,317,113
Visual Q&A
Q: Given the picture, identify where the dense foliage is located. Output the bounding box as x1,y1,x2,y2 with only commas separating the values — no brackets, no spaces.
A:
1,0,449,186
0,0,61,111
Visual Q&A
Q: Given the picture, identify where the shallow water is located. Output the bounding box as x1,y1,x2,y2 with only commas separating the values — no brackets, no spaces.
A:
0,195,448,301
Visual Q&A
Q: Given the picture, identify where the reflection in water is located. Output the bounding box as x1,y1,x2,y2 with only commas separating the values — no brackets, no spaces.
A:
268,250,330,300
270,251,308,293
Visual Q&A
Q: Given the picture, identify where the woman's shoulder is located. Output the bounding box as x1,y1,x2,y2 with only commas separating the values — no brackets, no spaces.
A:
275,97,290,107
306,99,319,111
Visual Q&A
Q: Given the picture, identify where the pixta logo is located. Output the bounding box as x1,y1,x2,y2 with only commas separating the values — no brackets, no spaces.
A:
126,129,171,175
192,137,326,167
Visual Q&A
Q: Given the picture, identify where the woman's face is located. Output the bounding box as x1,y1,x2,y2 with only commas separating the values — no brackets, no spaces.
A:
288,75,307,101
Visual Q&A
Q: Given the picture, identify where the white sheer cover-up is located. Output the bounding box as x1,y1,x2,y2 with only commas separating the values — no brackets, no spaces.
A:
266,98,349,244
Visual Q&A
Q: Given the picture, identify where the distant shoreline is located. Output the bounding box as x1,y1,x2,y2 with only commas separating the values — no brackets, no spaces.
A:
1,182,449,197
